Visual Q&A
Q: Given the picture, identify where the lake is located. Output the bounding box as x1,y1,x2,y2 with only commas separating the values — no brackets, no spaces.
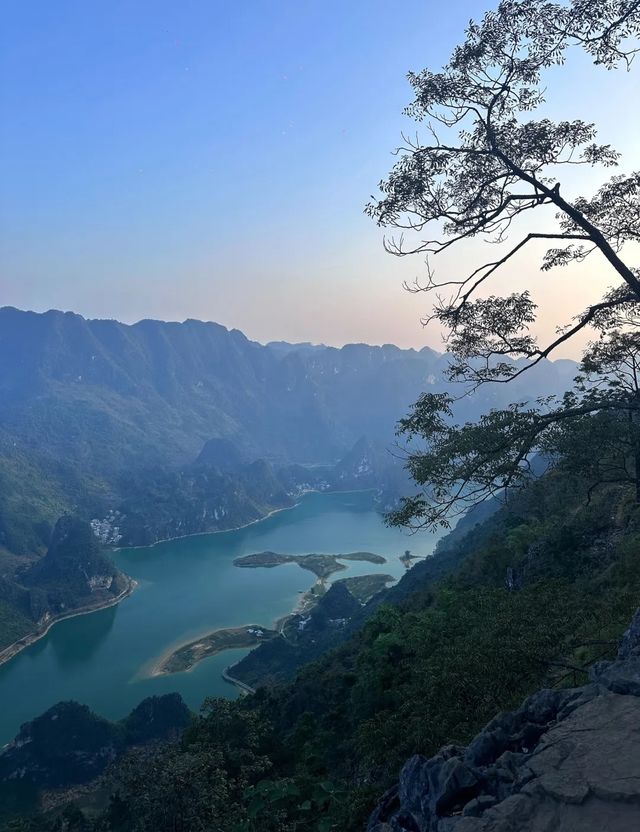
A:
0,491,443,745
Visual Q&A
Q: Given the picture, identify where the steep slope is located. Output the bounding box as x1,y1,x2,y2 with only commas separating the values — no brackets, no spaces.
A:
0,307,333,476
368,611,640,831
0,693,190,821
0,517,132,655
107,454,295,546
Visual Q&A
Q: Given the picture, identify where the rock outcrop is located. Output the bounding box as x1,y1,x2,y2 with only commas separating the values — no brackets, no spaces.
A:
368,609,640,831
26,516,124,603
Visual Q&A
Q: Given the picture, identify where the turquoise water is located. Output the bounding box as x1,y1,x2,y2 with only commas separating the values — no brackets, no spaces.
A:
0,491,442,745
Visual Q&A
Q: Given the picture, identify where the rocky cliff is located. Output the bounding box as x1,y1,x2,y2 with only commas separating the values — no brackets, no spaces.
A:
368,609,640,832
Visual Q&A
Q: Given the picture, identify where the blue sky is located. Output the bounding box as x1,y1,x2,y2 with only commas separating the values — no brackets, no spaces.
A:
1,1,638,350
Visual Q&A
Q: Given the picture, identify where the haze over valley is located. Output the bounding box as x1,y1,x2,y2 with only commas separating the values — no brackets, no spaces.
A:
0,305,576,556
0,304,577,671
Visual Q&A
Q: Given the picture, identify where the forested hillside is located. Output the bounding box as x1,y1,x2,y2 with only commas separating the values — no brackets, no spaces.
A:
3,465,639,831
0,517,133,655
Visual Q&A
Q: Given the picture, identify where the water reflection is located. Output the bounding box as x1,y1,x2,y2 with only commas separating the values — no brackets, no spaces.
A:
48,605,117,667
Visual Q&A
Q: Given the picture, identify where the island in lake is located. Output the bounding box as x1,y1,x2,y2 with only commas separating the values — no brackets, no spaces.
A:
233,550,386,579
152,550,394,679
399,549,428,569
236,551,390,618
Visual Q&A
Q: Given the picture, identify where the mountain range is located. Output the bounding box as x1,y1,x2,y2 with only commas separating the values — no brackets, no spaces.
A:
0,306,578,652
0,306,577,557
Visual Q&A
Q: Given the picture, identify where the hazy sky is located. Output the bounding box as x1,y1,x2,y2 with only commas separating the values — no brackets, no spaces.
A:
1,1,638,353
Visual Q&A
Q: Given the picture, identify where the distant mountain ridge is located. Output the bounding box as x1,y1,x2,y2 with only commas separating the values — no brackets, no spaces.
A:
0,306,577,559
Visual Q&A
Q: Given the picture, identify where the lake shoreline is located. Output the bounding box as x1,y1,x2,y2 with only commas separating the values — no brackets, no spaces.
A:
146,572,322,682
0,576,137,670
150,556,396,684
116,502,301,551
222,663,256,695
115,488,377,552
149,624,278,677
0,489,417,746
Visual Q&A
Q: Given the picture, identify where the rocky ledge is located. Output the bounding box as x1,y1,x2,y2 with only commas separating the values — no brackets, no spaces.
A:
368,609,640,832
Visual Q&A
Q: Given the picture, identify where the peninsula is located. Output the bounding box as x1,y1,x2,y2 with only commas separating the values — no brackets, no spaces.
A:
152,625,279,676
153,550,393,679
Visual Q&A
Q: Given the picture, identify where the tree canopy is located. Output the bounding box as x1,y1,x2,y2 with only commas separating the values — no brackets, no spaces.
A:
367,0,640,529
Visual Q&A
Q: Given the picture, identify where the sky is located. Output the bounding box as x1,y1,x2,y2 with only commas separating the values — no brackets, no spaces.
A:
1,0,638,353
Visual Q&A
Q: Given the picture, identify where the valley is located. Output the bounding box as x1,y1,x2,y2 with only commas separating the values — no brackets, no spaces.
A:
0,490,440,746
0,307,575,557
0,311,622,832
0,307,576,665
5,0,640,826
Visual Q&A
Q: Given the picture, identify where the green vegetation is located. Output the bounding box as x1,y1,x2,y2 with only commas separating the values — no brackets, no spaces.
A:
6,471,640,832
155,568,395,686
153,626,279,676
0,600,32,650
0,306,574,559
0,517,132,656
0,447,70,556
234,551,386,580
2,2,639,831
0,303,568,651
0,695,191,823
365,0,640,533
0,307,494,559
333,574,395,604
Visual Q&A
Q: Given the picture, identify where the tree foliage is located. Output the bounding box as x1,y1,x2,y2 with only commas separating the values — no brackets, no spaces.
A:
367,0,640,382
390,326,640,529
366,0,640,528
